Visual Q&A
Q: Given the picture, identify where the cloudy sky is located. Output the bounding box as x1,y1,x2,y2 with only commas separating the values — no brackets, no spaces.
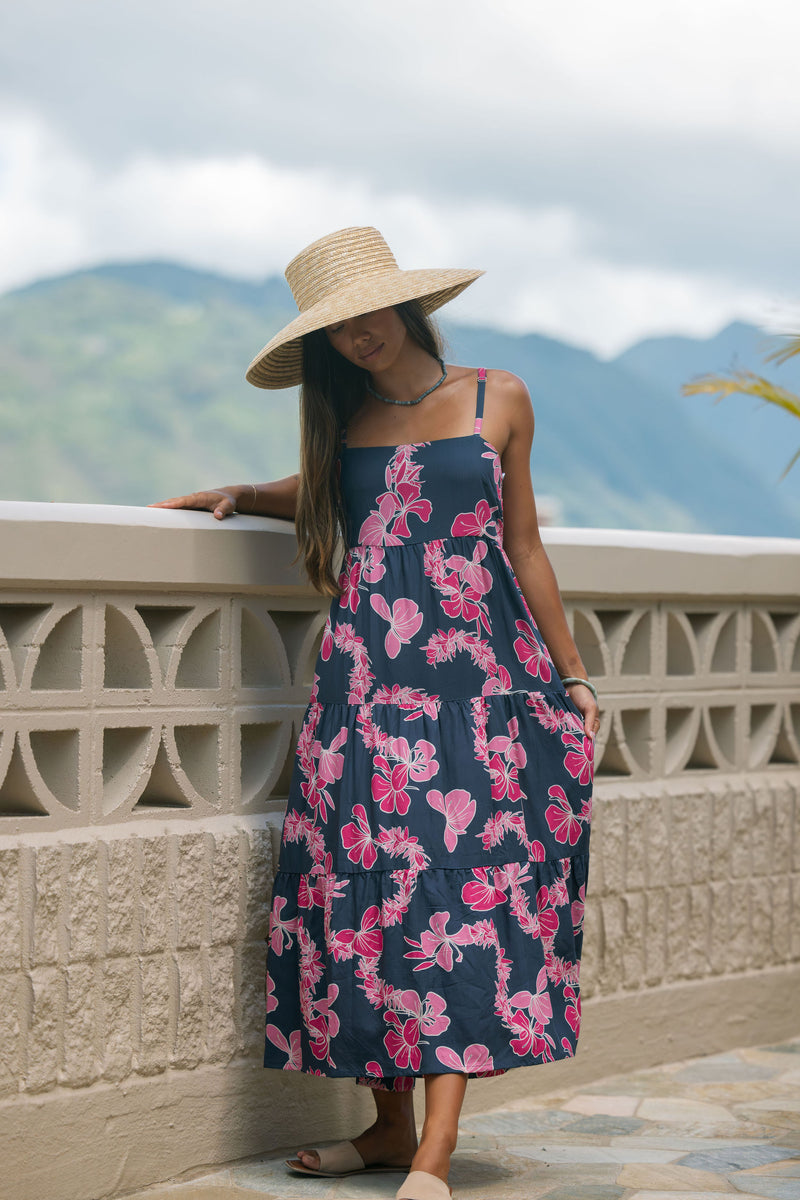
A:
2,0,799,355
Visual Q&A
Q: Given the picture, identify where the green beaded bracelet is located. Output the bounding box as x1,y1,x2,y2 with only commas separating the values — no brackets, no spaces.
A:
561,676,599,703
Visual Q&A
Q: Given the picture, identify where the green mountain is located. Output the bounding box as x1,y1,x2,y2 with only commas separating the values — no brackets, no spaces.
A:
0,261,797,535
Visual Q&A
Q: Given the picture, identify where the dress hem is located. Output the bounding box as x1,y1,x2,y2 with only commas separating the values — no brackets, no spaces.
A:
263,1041,582,1079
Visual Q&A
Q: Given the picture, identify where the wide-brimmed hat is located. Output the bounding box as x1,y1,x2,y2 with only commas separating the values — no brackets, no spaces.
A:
245,226,484,389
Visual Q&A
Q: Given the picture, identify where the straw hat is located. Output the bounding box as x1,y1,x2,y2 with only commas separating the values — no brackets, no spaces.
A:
245,226,484,389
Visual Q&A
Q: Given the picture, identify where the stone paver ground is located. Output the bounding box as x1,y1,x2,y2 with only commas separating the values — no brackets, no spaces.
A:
126,1039,800,1200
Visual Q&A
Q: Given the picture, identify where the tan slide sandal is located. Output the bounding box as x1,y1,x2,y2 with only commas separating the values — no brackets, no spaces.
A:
395,1169,454,1199
286,1138,409,1177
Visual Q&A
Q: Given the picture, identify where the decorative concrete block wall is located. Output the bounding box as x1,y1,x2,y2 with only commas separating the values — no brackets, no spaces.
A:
1,503,798,1200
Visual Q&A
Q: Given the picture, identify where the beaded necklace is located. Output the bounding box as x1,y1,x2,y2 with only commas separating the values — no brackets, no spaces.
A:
365,358,447,406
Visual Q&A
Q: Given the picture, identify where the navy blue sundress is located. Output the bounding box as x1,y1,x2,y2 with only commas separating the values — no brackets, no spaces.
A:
264,369,593,1084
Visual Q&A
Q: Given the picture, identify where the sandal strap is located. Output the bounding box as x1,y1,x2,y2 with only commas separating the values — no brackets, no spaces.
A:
315,1140,365,1173
396,1169,452,1200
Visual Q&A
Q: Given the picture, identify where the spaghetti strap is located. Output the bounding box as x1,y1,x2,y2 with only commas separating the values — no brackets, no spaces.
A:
473,367,487,434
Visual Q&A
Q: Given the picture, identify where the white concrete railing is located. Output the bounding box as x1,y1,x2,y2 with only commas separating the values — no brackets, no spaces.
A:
1,501,799,1200
2,503,798,827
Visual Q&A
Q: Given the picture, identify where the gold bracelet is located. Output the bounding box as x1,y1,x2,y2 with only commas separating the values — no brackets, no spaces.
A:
247,483,257,513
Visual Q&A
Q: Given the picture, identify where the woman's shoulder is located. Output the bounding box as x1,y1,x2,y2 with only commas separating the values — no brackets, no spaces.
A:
484,368,530,401
453,366,534,455
482,369,534,432
449,363,531,403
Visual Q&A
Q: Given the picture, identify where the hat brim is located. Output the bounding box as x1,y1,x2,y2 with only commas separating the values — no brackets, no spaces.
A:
245,266,484,389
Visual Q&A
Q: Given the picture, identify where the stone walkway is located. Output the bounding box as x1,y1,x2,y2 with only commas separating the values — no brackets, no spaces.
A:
130,1040,800,1200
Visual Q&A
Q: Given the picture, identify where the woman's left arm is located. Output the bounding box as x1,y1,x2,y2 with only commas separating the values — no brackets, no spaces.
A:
494,372,600,738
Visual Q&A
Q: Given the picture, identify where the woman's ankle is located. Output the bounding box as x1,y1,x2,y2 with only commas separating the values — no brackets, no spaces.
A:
373,1097,416,1128
417,1124,458,1157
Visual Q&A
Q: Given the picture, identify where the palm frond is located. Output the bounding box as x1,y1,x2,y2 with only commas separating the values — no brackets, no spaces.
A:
779,444,800,480
764,333,800,367
682,369,800,420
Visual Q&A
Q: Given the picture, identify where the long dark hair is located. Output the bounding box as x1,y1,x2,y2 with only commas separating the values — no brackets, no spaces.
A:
294,300,444,596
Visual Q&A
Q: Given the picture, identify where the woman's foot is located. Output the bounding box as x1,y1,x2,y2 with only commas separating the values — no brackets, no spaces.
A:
291,1111,418,1173
406,1127,456,1185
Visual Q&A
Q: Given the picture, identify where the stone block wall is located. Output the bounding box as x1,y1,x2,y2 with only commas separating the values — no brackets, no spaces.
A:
0,820,272,1103
581,774,799,995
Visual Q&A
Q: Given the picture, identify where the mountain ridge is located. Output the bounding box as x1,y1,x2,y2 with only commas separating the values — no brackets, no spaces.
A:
1,260,796,535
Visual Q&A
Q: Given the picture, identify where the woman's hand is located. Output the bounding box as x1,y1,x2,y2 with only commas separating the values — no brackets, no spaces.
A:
149,477,298,522
149,487,246,520
565,682,600,739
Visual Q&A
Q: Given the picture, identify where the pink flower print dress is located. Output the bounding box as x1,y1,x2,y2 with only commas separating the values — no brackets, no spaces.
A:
264,369,592,1083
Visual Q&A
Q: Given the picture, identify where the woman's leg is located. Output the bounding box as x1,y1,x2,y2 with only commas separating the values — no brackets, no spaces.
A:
407,1072,468,1185
291,1076,418,1172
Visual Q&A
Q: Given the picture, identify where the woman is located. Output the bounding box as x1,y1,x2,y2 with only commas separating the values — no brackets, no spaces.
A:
154,227,599,1200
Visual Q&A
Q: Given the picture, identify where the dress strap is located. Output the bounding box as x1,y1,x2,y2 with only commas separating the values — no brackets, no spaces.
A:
473,368,487,434
340,424,348,448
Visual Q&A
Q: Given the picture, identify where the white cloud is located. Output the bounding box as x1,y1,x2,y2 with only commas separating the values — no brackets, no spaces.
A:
2,0,800,342
500,0,800,144
2,112,794,356
0,116,89,286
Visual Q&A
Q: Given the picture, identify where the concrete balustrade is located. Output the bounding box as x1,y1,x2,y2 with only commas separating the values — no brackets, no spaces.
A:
1,501,798,1200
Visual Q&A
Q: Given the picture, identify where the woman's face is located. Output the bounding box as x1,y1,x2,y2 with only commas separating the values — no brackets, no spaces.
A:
324,306,407,372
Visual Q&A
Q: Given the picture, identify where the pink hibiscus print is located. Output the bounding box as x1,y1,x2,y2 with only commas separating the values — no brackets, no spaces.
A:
384,1013,422,1071
562,731,594,786
313,726,348,786
334,904,383,959
361,545,386,583
341,803,377,869
266,1025,302,1070
391,491,433,539
308,983,340,1062
481,664,513,696
400,988,450,1036
371,755,412,815
426,788,476,852
487,717,527,801
389,736,439,781
513,619,553,682
404,911,474,972
370,594,424,658
440,576,486,627
536,883,560,940
358,492,404,545
338,555,362,613
564,984,581,1035
450,499,497,539
545,785,583,846
268,895,298,955
436,1043,494,1073
571,883,586,933
462,867,508,911
508,967,555,1059
444,541,492,596
297,873,323,908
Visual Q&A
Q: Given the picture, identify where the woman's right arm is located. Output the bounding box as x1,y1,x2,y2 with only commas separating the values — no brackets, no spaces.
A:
149,473,299,521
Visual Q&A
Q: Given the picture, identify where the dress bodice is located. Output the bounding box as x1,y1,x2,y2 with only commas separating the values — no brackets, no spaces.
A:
339,434,504,549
